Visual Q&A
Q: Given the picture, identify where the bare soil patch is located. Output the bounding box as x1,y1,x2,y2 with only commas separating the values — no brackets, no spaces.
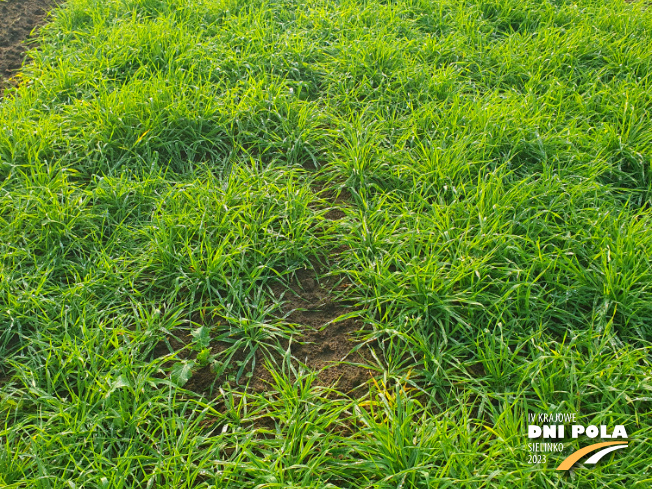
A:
0,0,58,91
258,266,370,395
153,266,372,398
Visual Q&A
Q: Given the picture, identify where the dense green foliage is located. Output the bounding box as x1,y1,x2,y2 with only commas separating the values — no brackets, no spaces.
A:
1,0,651,487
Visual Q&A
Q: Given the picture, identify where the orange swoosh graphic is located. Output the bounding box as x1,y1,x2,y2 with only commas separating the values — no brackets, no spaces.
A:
556,441,628,470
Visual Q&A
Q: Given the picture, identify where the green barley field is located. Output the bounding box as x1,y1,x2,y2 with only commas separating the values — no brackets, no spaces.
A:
1,0,652,487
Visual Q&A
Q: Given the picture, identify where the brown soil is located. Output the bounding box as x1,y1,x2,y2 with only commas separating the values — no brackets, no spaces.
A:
255,266,370,394
153,265,373,398
0,0,58,91
319,187,351,221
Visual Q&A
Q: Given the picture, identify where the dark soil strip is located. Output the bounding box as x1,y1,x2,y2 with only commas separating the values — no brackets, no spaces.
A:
0,0,58,91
